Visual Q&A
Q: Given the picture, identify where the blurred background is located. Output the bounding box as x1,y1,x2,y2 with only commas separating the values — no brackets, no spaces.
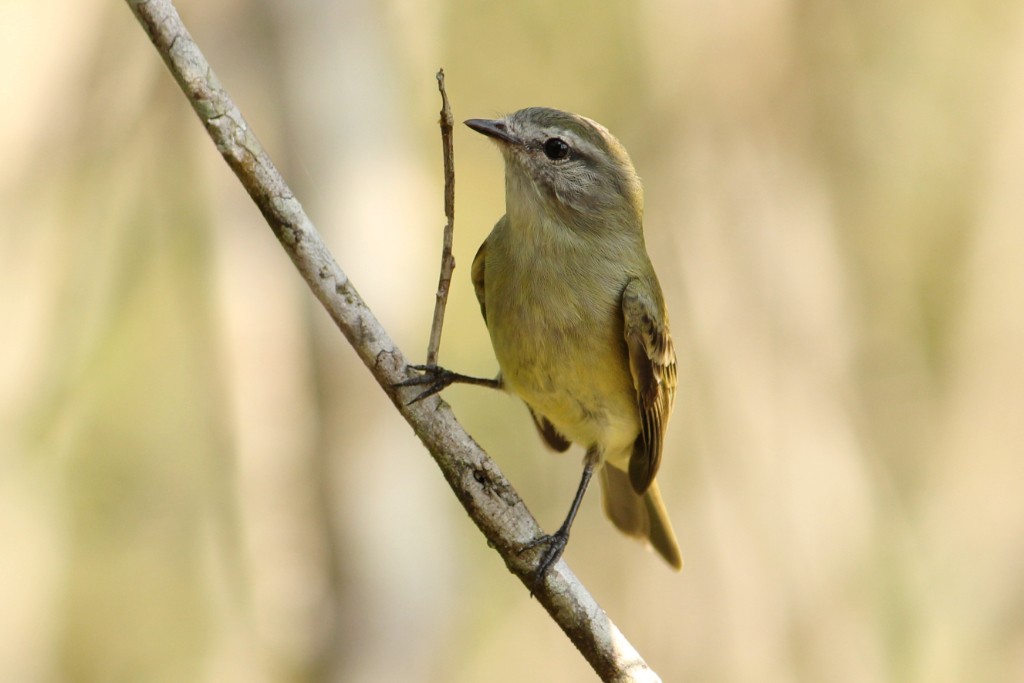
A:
3,0,1024,681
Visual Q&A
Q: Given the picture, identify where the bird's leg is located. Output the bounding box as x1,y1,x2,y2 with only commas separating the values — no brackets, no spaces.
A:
394,364,501,405
520,447,600,595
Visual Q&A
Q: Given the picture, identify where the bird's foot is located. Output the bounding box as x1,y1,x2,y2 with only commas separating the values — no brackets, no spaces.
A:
393,364,500,405
393,364,461,404
519,526,570,597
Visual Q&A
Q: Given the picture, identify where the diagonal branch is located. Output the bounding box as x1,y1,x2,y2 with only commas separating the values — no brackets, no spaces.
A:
124,1,662,681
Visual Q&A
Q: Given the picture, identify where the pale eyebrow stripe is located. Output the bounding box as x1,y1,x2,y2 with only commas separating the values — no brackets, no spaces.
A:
558,131,606,163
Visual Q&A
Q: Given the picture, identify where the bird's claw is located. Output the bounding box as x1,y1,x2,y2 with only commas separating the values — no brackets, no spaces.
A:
393,364,460,404
519,528,570,597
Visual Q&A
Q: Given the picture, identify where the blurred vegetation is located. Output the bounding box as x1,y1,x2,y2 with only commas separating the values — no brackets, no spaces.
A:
2,0,1023,681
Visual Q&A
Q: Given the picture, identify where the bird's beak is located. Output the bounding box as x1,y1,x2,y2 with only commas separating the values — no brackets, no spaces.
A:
465,118,519,145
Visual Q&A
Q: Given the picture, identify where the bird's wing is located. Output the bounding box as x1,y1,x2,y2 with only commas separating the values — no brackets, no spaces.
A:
470,234,489,323
621,277,677,493
529,407,572,452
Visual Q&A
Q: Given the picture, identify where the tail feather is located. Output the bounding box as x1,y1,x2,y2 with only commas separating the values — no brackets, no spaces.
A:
600,466,683,570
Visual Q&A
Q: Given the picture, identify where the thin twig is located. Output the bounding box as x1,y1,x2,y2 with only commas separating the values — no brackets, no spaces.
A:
426,68,457,366
124,2,662,681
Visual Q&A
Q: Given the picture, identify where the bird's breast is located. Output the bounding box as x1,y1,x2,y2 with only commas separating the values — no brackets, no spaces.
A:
483,236,639,454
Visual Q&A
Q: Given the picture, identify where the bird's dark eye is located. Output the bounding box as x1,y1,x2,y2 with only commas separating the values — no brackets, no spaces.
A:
543,137,570,160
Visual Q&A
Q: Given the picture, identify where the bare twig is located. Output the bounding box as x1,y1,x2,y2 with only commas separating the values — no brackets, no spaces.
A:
124,1,662,681
426,68,457,366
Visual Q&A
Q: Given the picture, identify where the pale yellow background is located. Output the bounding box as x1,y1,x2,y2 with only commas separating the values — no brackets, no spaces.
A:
2,1,1023,681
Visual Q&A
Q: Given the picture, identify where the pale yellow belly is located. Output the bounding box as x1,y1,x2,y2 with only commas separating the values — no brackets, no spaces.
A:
488,300,640,465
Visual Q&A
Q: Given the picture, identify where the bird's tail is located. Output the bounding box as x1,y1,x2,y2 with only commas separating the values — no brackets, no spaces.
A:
600,465,683,570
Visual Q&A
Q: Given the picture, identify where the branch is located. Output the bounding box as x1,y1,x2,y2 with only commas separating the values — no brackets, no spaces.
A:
426,69,457,366
124,1,662,680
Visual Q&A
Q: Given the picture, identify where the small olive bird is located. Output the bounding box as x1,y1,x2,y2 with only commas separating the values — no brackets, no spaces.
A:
400,107,681,586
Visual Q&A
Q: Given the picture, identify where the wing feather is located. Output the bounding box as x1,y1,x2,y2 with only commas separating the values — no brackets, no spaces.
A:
529,408,572,452
471,238,488,322
622,278,677,493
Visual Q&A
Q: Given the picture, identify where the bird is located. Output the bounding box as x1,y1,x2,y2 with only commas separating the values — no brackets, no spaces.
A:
399,107,681,589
